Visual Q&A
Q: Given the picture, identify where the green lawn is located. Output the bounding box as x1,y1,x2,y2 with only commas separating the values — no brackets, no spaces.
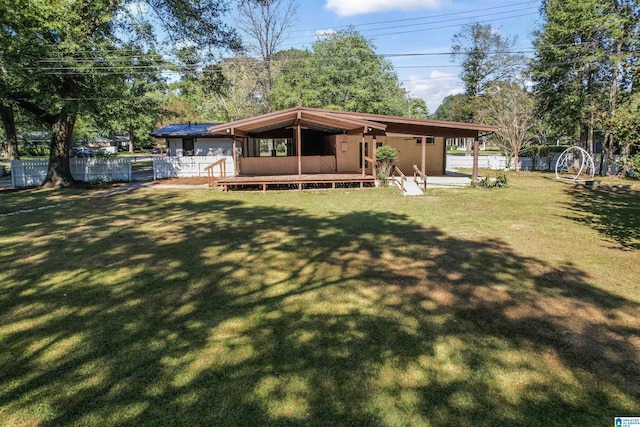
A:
1,174,639,426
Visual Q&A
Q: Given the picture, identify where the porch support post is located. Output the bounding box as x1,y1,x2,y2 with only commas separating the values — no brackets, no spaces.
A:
297,124,302,177
472,137,479,182
232,137,238,177
361,133,365,177
421,136,426,175
372,135,377,179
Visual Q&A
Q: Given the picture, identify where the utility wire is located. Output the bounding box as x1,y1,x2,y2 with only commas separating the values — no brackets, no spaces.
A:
6,41,630,69
291,1,538,33
288,7,538,41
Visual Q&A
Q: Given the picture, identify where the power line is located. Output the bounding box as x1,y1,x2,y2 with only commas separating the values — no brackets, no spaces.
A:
286,12,539,47
7,40,629,66
288,6,538,41
292,1,538,33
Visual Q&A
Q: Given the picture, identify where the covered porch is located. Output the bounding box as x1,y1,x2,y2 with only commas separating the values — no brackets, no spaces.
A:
204,107,497,190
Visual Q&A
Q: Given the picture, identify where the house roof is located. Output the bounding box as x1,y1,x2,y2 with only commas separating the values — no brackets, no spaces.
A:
151,122,221,138
206,106,498,138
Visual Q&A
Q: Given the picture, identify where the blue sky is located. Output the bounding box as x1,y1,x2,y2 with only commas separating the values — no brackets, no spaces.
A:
270,0,542,113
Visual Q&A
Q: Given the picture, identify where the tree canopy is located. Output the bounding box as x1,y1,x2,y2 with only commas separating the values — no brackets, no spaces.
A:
531,0,640,165
270,29,418,116
431,94,474,123
451,23,525,98
0,0,238,186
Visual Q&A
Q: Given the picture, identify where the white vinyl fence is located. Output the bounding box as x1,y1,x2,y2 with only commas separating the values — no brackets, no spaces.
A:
446,154,618,174
11,158,132,187
153,155,234,179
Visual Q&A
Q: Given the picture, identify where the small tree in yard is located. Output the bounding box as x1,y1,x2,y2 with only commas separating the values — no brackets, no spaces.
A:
478,81,536,172
376,145,399,181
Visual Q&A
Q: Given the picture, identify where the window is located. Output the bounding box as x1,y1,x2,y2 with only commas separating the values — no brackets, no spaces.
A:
247,138,293,157
182,138,194,156
416,137,435,144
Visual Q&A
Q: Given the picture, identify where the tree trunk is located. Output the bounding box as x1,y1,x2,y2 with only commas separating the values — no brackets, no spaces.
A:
41,112,77,188
619,142,632,177
602,38,623,176
128,124,134,153
587,110,595,156
1,101,20,160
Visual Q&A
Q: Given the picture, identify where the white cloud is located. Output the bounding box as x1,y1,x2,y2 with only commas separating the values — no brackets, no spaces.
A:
404,71,463,113
325,0,443,17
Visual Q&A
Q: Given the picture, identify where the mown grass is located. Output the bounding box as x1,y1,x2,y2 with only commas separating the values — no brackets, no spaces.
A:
1,173,639,426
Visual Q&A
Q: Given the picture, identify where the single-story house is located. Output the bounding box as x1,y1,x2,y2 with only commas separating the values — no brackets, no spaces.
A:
151,107,497,189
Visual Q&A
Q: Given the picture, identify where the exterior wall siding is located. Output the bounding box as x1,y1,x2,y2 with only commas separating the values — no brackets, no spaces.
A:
385,136,445,176
168,138,234,157
239,156,336,175
153,155,234,179
331,135,446,176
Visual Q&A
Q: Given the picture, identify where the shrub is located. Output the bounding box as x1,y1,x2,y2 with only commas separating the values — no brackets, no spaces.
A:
376,172,389,186
88,178,106,188
474,172,509,189
95,150,116,158
495,171,508,187
375,145,399,176
618,154,640,179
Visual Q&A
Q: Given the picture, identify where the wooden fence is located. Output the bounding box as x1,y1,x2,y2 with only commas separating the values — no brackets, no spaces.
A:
11,159,132,187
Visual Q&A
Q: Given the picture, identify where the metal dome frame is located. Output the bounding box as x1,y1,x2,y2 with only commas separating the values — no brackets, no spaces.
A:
555,146,595,182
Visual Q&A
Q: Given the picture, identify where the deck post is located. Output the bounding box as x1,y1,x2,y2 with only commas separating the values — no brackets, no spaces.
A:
372,135,377,179
297,124,302,177
421,136,426,175
361,133,366,177
472,137,479,182
232,138,237,177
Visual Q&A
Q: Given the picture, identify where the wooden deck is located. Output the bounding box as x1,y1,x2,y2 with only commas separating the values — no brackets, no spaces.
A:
214,173,375,191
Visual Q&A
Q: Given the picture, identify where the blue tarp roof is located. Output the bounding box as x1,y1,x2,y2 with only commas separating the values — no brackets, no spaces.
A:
151,123,221,137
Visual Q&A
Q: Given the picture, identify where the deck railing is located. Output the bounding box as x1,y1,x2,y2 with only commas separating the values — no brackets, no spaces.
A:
204,158,227,188
363,155,376,178
391,166,406,193
413,165,428,193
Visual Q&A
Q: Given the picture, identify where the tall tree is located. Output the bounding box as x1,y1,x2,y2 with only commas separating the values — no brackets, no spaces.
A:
0,101,19,159
606,92,640,176
600,0,640,174
531,0,639,163
0,0,237,187
236,0,298,111
204,55,264,121
451,23,525,98
271,29,411,115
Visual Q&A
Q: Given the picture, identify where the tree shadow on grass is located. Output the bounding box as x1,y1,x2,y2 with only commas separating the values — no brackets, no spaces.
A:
564,184,640,250
0,190,638,426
